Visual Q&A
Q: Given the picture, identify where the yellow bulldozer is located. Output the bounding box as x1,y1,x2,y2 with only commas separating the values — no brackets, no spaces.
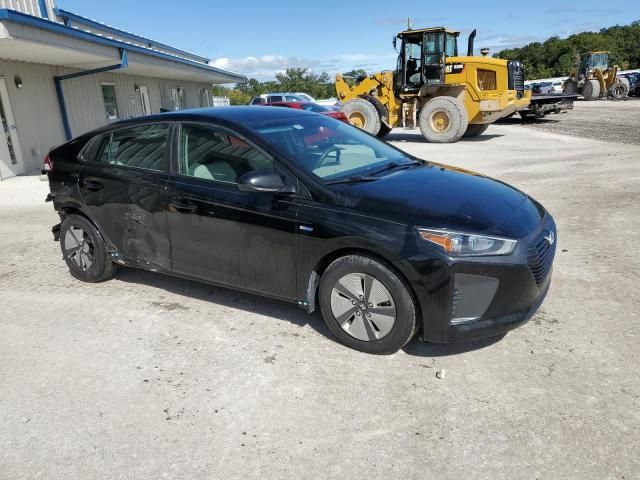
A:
335,26,532,143
563,51,629,100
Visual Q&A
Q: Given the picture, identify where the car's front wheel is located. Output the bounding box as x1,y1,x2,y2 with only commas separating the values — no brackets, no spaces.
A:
60,214,116,283
319,255,417,354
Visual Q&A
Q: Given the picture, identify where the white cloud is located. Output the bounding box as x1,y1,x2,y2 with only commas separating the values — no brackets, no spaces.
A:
211,53,397,81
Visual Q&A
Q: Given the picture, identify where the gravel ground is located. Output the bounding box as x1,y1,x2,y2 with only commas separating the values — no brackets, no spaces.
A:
503,97,640,145
1,109,639,479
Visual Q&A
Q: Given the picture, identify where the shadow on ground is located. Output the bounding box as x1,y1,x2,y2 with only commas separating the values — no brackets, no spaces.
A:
115,266,504,358
386,132,504,143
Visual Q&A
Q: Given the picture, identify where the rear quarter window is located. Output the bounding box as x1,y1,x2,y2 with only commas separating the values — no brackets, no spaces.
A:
50,136,91,163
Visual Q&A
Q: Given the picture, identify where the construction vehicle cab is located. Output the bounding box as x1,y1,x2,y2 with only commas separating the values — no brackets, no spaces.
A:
564,51,629,100
336,25,532,143
394,27,459,93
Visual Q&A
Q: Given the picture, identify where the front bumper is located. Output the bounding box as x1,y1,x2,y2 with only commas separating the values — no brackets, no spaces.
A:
477,90,530,123
395,214,556,343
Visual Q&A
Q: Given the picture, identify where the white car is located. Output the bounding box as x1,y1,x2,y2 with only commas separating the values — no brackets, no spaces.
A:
293,93,341,110
551,81,564,94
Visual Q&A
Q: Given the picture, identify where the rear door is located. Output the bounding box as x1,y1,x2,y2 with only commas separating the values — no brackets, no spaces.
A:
78,123,172,270
165,122,298,299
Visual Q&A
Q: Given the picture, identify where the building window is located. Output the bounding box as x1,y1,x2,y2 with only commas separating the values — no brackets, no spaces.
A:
100,82,119,121
171,87,185,110
198,88,211,107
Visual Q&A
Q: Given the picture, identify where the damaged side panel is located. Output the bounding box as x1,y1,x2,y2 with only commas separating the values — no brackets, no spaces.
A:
78,163,171,271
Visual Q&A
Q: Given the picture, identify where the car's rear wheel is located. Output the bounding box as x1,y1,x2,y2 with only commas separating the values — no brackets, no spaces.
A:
319,255,417,354
60,214,116,283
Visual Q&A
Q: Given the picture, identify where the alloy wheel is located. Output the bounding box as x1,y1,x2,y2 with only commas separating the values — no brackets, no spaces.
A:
330,273,396,341
63,226,95,271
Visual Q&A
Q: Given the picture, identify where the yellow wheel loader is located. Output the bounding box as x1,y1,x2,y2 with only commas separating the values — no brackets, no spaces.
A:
335,27,533,143
563,51,629,100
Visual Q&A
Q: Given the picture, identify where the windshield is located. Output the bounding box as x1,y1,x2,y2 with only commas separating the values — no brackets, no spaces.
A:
300,103,330,113
246,115,417,181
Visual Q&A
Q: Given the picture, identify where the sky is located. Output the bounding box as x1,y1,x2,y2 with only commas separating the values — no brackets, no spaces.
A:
58,0,639,81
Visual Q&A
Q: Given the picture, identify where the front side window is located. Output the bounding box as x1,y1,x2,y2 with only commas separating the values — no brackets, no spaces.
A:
179,124,274,184
100,83,118,121
268,95,284,103
246,115,415,181
96,124,169,171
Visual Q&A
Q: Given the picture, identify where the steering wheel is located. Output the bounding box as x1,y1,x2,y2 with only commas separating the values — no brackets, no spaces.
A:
316,145,342,169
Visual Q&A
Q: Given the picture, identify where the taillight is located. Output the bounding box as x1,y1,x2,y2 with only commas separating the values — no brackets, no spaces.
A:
42,153,53,174
332,112,349,123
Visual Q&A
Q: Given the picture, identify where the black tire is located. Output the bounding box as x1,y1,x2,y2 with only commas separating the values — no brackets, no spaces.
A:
563,80,577,95
418,96,468,143
318,255,417,354
376,123,393,138
583,79,600,100
463,124,489,138
60,214,116,283
609,80,629,100
340,98,381,136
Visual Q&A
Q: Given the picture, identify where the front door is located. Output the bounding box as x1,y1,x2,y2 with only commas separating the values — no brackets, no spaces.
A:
139,85,152,115
79,123,172,270
165,123,298,299
0,78,24,179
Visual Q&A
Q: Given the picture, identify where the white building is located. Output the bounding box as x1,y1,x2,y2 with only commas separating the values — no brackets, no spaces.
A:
0,1,243,179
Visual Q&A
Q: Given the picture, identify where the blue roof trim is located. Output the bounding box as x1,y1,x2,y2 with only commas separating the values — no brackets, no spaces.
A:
0,9,245,82
54,8,209,64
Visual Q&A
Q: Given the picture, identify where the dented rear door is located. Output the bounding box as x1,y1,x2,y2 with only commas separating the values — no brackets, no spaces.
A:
78,123,171,271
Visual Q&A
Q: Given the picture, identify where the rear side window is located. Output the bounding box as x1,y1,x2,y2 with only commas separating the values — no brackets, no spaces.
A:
96,124,169,171
268,95,284,103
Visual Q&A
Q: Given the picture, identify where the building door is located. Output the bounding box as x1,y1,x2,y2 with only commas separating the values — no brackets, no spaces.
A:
0,78,24,179
139,85,152,115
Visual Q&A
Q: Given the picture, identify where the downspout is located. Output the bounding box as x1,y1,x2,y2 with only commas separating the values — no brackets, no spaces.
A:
37,0,49,19
54,49,128,140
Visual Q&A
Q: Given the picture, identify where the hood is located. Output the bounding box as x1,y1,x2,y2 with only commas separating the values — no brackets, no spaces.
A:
333,163,545,239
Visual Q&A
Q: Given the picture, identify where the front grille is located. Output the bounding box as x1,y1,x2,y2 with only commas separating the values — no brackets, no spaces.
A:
508,60,525,97
527,229,556,286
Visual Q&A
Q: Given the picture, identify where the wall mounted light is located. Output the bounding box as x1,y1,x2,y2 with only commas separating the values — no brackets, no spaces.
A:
14,76,23,89
134,84,140,92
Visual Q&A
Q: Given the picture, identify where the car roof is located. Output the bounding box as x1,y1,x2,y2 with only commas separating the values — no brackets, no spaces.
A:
128,106,314,126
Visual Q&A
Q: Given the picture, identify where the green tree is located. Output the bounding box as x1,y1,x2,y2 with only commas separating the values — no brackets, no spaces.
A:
495,21,640,79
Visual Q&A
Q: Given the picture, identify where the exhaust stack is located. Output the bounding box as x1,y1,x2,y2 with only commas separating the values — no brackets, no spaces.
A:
467,29,477,56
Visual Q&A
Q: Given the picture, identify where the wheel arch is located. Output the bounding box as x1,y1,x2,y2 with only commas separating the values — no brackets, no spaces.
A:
304,247,421,324
57,205,116,252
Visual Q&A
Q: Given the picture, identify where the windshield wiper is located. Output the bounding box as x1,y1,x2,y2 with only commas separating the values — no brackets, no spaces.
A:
325,175,379,186
369,160,421,176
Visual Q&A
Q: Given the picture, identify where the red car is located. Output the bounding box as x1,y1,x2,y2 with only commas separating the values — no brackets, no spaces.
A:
267,102,349,124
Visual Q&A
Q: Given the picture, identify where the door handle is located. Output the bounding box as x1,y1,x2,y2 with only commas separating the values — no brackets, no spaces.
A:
83,179,104,192
170,199,199,214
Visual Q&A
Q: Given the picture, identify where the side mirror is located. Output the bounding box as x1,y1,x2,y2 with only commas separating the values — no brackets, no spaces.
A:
237,170,296,194
392,36,398,52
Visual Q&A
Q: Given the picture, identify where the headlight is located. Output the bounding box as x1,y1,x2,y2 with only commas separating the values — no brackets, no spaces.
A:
417,228,517,257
